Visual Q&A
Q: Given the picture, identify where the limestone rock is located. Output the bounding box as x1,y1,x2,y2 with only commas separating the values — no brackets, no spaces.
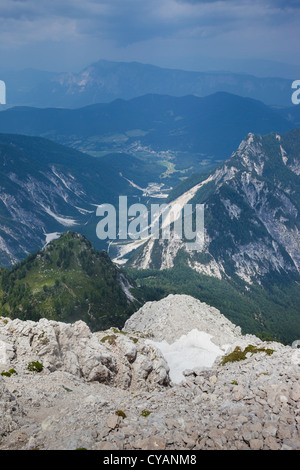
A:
0,318,171,391
0,375,23,437
0,295,299,451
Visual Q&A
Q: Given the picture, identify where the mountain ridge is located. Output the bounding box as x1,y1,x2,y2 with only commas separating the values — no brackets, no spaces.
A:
0,133,149,266
0,231,148,332
123,128,300,282
1,59,295,108
0,92,293,160
117,128,300,343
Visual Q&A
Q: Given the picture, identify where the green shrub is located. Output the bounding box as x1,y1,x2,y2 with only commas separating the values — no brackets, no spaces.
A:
27,361,44,372
1,369,17,377
221,344,274,366
100,334,117,345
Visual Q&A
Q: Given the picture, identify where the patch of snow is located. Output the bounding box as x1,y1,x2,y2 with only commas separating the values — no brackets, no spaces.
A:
42,206,78,227
44,232,61,245
147,329,225,384
121,175,145,192
75,206,94,215
51,167,73,191
124,294,267,383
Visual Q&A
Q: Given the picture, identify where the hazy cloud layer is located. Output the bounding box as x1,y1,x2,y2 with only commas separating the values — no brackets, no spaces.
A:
0,0,298,73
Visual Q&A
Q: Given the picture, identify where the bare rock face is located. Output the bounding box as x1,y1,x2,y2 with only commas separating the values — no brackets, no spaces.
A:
123,294,285,384
0,295,299,451
0,317,170,391
124,294,261,348
94,328,170,390
0,375,23,438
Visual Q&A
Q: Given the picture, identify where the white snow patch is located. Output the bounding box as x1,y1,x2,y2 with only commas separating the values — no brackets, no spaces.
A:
121,175,145,192
42,206,78,227
75,206,94,215
51,167,73,191
44,232,61,245
148,329,226,384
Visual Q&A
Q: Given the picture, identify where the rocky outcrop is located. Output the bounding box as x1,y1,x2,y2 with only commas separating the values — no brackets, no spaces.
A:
0,375,24,438
124,294,251,346
0,295,299,451
0,317,170,391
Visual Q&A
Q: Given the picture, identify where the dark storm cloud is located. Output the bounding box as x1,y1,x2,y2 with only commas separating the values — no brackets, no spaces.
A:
0,0,297,44
0,0,298,71
0,0,235,47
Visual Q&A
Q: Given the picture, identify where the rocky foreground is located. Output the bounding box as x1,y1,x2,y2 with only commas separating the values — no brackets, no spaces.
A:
0,294,299,451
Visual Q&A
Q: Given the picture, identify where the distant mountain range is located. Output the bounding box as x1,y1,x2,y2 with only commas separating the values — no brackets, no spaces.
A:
0,91,296,267
0,92,293,161
0,59,296,108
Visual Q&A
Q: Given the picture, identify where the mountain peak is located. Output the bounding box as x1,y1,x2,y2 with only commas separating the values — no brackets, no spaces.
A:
124,129,300,329
0,231,141,331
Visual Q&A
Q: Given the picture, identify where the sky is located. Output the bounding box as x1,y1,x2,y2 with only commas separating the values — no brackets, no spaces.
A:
0,0,299,75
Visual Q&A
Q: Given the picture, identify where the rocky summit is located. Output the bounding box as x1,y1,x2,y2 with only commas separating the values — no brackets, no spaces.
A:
0,294,299,451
